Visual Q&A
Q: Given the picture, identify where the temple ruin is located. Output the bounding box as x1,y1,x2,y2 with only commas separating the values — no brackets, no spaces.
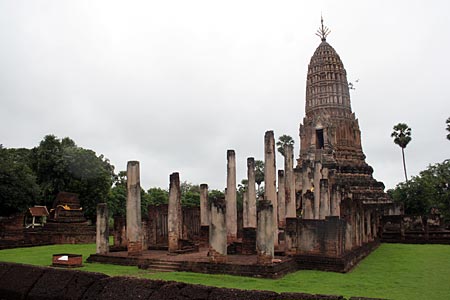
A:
89,19,404,276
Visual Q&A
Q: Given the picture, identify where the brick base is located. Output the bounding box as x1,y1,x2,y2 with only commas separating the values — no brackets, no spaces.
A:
127,241,142,256
208,248,227,263
257,253,273,265
199,226,209,247
242,227,256,255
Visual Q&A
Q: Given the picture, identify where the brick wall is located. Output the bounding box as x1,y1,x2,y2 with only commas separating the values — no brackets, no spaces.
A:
0,262,387,300
381,215,450,244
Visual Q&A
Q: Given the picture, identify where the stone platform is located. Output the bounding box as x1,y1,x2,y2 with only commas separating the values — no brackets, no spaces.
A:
87,247,296,278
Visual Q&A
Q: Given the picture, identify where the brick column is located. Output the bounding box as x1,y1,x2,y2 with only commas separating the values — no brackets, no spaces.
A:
256,200,274,265
242,158,257,254
200,183,210,243
168,172,182,253
127,160,142,256
319,179,330,219
226,150,237,242
244,157,257,228
209,197,227,263
284,144,296,218
264,131,278,246
366,210,372,242
303,191,314,219
330,185,341,216
96,203,109,254
313,163,322,219
277,170,286,228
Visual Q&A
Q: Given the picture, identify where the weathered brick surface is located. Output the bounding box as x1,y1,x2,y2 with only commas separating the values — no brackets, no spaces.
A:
0,262,13,279
0,263,387,300
381,215,450,244
148,281,187,300
242,227,256,255
210,287,280,300
94,277,160,300
27,267,76,300
0,263,45,300
179,284,211,299
63,271,108,300
278,293,343,299
81,277,109,300
127,240,143,255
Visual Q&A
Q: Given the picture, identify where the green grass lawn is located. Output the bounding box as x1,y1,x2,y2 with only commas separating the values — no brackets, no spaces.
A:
0,243,449,300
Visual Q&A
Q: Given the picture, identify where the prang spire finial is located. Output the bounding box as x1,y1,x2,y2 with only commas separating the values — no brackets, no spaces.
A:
315,15,331,42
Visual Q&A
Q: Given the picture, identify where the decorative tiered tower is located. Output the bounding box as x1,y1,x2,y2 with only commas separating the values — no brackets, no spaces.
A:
296,18,391,220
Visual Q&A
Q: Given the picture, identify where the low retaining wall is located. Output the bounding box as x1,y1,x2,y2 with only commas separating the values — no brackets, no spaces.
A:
24,224,96,244
381,215,450,244
87,254,297,279
140,258,298,279
0,262,386,300
295,240,380,273
381,231,450,244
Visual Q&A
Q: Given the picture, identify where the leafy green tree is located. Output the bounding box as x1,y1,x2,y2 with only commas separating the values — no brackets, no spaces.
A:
0,147,40,216
107,185,127,217
140,189,153,218
107,171,127,217
180,181,200,207
390,159,450,221
32,135,69,204
254,160,264,195
59,147,114,220
446,117,450,140
276,135,294,157
147,187,169,206
391,123,412,182
236,179,248,211
208,189,225,200
107,171,162,218
31,135,115,220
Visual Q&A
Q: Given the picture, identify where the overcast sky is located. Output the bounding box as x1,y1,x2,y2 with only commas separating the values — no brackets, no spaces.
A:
1,0,449,191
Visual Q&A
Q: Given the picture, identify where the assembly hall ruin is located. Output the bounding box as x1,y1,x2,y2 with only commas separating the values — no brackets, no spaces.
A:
89,20,402,276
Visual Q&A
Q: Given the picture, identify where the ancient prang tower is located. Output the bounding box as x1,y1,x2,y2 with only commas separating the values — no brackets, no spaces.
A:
296,18,391,219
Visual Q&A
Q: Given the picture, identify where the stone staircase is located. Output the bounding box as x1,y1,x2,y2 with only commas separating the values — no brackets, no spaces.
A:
138,260,183,272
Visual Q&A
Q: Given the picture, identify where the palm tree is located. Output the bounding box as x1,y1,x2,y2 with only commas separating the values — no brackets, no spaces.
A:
391,123,412,182
446,117,450,140
276,135,294,156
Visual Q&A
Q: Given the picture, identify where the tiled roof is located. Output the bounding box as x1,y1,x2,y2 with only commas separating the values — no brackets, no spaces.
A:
29,206,49,217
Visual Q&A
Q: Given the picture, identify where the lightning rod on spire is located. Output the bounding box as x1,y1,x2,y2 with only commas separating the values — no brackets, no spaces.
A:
315,15,331,41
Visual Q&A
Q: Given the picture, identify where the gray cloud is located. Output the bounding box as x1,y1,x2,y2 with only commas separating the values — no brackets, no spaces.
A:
1,0,449,191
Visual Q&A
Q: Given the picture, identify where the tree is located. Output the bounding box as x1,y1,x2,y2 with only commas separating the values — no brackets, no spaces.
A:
254,160,264,196
31,135,115,220
236,179,248,211
58,146,114,220
147,187,169,206
180,181,200,207
107,172,161,218
276,135,295,157
446,117,450,140
390,159,450,221
32,135,69,204
107,184,127,217
0,147,40,216
209,189,225,200
391,123,412,182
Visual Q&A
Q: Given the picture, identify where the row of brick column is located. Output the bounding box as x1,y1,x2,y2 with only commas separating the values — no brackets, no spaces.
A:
96,129,296,263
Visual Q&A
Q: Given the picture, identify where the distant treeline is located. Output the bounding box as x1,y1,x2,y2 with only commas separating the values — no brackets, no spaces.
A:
0,134,227,220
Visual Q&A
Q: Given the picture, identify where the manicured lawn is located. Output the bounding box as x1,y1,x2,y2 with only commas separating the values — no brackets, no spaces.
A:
0,243,449,300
